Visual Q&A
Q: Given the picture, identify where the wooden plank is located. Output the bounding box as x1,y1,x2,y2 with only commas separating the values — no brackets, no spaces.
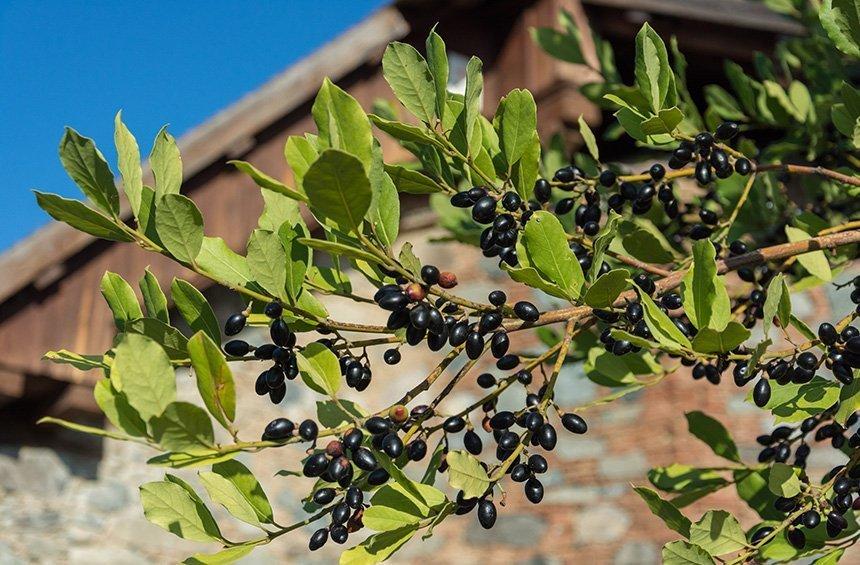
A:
581,0,805,35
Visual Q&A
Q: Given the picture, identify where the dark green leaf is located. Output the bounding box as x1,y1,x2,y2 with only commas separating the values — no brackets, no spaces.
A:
140,480,221,542
114,111,144,216
140,268,170,323
156,194,204,264
229,160,307,203
583,269,629,308
304,149,372,233
187,331,236,429
151,401,216,453
171,278,221,344
111,333,176,421
59,127,119,215
633,486,691,537
100,271,143,329
381,42,437,124
685,411,741,462
34,191,132,242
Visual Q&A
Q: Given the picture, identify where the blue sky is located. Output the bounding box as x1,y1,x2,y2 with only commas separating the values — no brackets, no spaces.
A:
0,0,389,251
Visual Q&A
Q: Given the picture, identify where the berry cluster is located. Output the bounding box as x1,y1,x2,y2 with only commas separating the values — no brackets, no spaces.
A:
223,302,298,405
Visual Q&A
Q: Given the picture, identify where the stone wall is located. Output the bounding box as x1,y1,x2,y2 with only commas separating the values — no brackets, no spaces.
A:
1,229,857,564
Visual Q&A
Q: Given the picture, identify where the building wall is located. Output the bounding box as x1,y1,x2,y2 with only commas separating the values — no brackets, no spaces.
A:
0,228,855,564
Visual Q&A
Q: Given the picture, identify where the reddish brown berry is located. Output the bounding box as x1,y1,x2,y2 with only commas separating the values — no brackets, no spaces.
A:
438,271,458,288
325,440,344,457
405,283,426,302
389,404,409,424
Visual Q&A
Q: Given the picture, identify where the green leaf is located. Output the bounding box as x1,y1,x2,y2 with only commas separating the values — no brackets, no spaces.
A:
502,264,570,301
362,500,421,532
689,510,747,556
497,89,537,169
530,26,585,64
521,211,584,300
662,541,715,565
820,0,860,58
59,127,119,215
156,194,204,264
426,29,448,122
111,333,176,421
445,450,490,499
38,416,136,441
140,268,170,323
634,23,673,112
577,115,599,161
835,378,860,425
640,107,684,135
44,350,109,371
140,480,221,542
183,545,255,565
381,42,437,124
284,135,318,190
681,240,730,331
171,278,221,343
636,287,692,350
114,111,143,216
187,331,236,429
311,78,373,166
368,171,400,249
196,237,252,288
304,149,372,233
762,274,791,337
100,271,143,330
296,341,341,397
316,399,366,427
813,549,845,565
298,237,382,265
211,460,273,525
34,191,132,242
584,345,662,387
229,160,307,202
259,189,301,231
690,322,751,354
620,225,677,263
339,525,417,565
384,164,446,194
648,464,729,494
246,229,287,301
753,376,841,423
510,132,540,202
148,450,238,469
768,462,801,497
463,56,483,155
589,211,620,282
93,379,147,438
632,486,691,537
583,269,629,308
785,226,832,281
150,127,183,197
368,115,440,147
279,222,311,301
124,318,189,360
198,470,261,528
735,468,782,520
685,411,741,462
150,401,215,453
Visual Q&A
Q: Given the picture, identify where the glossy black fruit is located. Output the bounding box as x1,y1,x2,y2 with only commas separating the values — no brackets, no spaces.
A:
715,122,739,141
224,313,246,336
534,179,551,203
464,430,483,455
299,419,319,441
313,487,336,505
408,439,428,461
735,158,752,175
599,170,617,187
528,454,548,474
421,265,440,285
383,348,401,365
490,411,516,430
537,423,557,450
352,447,378,472
753,378,771,407
302,453,329,478
524,477,544,504
309,528,328,551
477,499,497,529
501,191,522,212
270,318,293,347
802,510,821,529
443,416,466,433
787,528,805,549
472,196,498,224
513,301,539,322
561,413,588,434
466,331,485,359
224,339,250,357
477,373,496,388
264,418,294,440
